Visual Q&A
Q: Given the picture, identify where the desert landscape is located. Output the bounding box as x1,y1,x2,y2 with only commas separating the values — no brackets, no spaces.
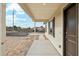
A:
4,35,37,56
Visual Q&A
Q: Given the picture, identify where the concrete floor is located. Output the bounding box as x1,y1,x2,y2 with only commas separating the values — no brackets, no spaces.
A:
27,34,60,56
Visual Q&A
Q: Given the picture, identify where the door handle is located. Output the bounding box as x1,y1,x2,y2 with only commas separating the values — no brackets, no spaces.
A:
66,32,67,34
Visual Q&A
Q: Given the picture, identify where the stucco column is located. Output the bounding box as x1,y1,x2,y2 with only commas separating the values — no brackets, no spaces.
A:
0,3,6,56
34,22,36,33
46,22,49,34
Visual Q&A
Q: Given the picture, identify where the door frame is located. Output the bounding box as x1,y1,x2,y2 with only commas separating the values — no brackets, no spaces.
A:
63,3,78,56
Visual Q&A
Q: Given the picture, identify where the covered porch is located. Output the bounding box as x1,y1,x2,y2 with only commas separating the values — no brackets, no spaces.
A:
0,3,79,56
19,3,67,56
27,33,60,56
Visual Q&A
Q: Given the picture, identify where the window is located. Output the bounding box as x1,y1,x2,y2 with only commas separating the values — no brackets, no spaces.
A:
52,17,55,37
48,17,55,37
49,21,52,34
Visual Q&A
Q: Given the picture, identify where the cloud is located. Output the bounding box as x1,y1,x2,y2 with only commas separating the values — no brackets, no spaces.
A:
6,14,27,21
6,3,27,18
6,3,28,27
6,3,25,15
6,3,45,28
6,15,16,20
6,14,27,27
6,3,23,11
16,11,25,14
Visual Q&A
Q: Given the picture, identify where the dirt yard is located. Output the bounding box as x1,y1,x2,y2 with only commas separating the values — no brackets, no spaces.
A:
4,35,35,56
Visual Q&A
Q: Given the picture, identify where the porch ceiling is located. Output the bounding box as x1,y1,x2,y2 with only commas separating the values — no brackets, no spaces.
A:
19,3,61,22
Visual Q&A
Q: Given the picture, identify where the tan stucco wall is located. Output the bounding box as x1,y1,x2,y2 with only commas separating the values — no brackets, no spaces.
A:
0,3,6,56
78,4,79,56
45,4,68,56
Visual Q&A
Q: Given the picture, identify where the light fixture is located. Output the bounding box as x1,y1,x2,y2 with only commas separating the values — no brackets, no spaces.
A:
42,3,46,6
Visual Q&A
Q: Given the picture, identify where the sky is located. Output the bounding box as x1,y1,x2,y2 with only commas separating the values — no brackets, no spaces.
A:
6,3,45,28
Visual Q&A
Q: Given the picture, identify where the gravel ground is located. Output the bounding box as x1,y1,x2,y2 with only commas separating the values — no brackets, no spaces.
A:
4,35,35,56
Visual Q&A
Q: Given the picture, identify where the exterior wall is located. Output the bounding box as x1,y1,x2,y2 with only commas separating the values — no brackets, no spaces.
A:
78,4,79,56
45,4,68,55
0,3,6,55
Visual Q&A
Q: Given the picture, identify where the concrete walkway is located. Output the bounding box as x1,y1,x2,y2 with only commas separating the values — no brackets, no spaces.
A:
27,34,60,56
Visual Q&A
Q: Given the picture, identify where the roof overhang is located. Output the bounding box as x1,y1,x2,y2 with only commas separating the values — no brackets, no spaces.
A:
19,3,63,22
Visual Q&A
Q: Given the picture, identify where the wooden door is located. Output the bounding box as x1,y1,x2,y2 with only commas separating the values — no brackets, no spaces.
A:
64,4,78,56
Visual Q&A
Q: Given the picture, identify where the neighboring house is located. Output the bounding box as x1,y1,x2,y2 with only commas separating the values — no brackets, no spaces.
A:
6,27,13,31
22,27,34,32
36,26,45,32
